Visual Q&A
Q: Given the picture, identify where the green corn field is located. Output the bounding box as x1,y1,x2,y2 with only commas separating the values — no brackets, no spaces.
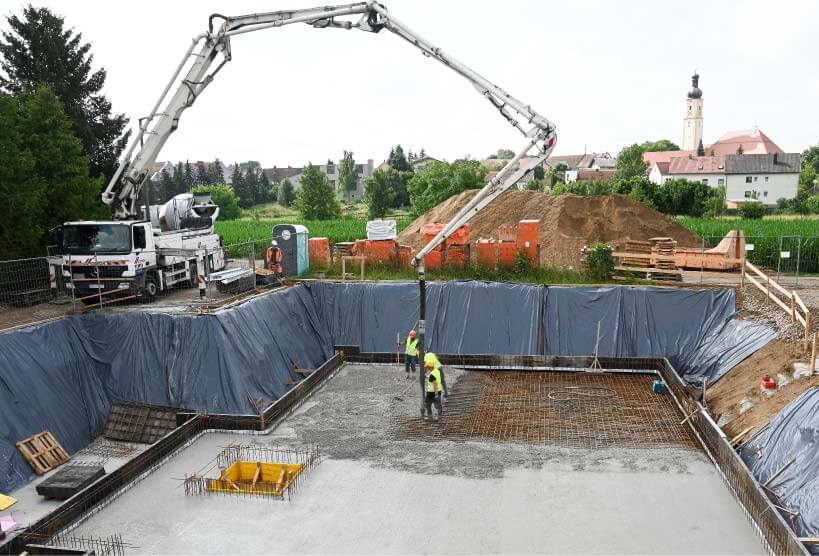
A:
679,217,819,274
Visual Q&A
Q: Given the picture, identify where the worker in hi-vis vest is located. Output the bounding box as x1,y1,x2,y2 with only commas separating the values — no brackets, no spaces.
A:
423,357,443,420
402,330,419,377
423,351,446,398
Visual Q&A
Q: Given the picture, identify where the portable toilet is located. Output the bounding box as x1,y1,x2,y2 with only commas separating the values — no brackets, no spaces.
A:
273,224,310,276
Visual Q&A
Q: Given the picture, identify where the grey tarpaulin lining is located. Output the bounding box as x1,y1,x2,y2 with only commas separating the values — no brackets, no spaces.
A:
1,281,773,492
741,387,819,553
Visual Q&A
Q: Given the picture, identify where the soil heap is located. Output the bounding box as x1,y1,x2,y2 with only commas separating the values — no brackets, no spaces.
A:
398,191,702,265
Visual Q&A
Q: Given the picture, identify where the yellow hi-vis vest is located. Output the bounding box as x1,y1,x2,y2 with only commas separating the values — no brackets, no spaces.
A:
424,352,441,370
405,336,419,357
427,368,442,393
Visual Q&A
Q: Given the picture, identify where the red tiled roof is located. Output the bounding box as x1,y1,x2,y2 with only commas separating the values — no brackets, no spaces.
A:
652,161,670,174
668,156,725,174
709,129,783,156
576,169,616,181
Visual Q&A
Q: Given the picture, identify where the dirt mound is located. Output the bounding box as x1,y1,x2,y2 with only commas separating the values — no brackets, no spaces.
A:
398,190,702,264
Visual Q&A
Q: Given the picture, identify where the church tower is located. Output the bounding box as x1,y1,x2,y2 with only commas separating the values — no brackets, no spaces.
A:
682,72,703,151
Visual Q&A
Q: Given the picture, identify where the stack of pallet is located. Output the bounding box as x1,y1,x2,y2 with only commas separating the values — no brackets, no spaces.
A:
650,237,682,282
614,239,682,282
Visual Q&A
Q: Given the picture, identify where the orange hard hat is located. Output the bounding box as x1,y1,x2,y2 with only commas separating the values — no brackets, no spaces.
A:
409,330,417,338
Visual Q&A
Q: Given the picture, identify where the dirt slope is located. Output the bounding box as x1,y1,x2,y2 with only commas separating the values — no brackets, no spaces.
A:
398,191,701,264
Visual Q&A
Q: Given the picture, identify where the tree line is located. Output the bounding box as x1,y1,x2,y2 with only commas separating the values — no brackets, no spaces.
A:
0,6,126,259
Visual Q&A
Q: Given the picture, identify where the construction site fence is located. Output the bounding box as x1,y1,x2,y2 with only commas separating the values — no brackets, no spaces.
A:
0,239,278,332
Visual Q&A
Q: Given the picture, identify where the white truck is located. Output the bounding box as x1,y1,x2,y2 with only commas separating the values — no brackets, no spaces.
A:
61,193,224,304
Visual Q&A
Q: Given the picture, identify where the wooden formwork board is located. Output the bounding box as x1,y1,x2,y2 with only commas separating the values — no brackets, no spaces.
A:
16,431,70,475
102,402,178,444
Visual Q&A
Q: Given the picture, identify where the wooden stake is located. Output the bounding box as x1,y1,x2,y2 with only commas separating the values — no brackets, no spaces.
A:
763,457,796,488
680,406,701,425
729,426,754,447
811,332,817,375
702,377,708,410
790,293,796,323
805,313,812,353
251,462,261,487
766,276,771,304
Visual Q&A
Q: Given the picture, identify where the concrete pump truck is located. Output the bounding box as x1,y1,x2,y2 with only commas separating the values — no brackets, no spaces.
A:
61,2,556,312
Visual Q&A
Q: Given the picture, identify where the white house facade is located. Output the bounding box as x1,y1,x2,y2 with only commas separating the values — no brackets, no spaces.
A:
724,153,800,206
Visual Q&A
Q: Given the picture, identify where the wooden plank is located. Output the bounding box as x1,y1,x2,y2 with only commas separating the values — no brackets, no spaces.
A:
795,294,810,314
799,538,819,545
729,427,754,447
745,261,767,279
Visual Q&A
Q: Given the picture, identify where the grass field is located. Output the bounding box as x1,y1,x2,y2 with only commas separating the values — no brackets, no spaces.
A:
216,216,413,246
678,216,819,239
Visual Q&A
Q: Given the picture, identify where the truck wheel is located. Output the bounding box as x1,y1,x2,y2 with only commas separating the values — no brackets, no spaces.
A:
144,273,159,301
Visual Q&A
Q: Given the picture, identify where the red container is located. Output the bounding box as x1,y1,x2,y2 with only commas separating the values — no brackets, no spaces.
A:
498,241,518,268
445,244,470,268
517,219,540,266
446,224,471,246
498,224,517,243
365,240,398,265
398,245,415,268
761,374,777,390
422,222,445,245
475,239,497,268
425,249,445,270
351,239,368,257
308,237,332,268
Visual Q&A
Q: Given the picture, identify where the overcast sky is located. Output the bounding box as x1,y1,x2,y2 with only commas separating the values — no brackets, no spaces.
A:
2,0,817,167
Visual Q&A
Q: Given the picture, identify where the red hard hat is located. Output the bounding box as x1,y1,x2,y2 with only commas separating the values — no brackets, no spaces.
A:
409,330,417,338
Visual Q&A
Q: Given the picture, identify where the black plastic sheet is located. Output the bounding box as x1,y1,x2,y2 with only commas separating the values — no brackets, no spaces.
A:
1,281,772,492
741,387,819,549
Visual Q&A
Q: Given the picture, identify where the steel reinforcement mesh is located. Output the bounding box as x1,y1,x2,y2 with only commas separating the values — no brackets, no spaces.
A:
393,370,700,449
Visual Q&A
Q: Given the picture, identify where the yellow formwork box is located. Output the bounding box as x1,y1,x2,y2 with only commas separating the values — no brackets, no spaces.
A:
207,461,304,496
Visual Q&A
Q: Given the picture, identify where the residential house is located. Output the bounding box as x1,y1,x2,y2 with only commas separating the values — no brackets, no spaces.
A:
283,159,375,200
643,128,784,167
724,153,800,207
411,155,439,171
262,166,302,187
649,156,726,187
148,161,175,182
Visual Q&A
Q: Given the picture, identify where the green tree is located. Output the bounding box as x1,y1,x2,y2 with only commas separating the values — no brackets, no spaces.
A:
209,158,224,184
546,162,568,187
364,169,396,219
533,165,545,180
493,148,515,159
338,150,357,199
279,178,295,207
615,144,649,180
195,161,209,185
295,163,341,220
183,161,194,191
0,92,43,257
259,170,272,203
641,139,680,152
388,145,412,172
244,167,260,205
407,159,487,215
239,161,261,172
738,202,765,219
192,184,240,220
616,139,680,180
231,165,253,208
0,6,127,180
157,168,174,203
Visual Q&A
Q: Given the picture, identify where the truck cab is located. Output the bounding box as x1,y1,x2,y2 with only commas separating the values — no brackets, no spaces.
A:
61,221,159,304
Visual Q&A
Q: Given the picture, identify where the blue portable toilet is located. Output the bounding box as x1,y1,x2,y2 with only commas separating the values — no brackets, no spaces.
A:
273,224,309,276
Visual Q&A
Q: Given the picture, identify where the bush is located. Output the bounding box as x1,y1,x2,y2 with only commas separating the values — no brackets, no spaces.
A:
585,243,614,281
738,202,766,219
192,184,241,220
407,159,487,215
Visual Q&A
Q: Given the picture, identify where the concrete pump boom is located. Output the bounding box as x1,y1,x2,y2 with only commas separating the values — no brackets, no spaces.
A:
101,1,557,373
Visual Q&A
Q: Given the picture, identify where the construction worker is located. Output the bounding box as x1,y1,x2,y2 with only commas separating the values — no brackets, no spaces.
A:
423,351,447,399
423,357,443,420
403,330,419,377
265,240,283,276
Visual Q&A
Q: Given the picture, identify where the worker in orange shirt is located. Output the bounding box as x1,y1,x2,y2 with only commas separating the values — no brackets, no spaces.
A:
265,240,283,276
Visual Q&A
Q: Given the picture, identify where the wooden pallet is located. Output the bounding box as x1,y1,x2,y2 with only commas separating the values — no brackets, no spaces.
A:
16,431,70,475
621,240,653,268
102,402,179,444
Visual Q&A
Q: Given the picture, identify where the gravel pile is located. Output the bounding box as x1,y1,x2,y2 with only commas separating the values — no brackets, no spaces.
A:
260,364,706,479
